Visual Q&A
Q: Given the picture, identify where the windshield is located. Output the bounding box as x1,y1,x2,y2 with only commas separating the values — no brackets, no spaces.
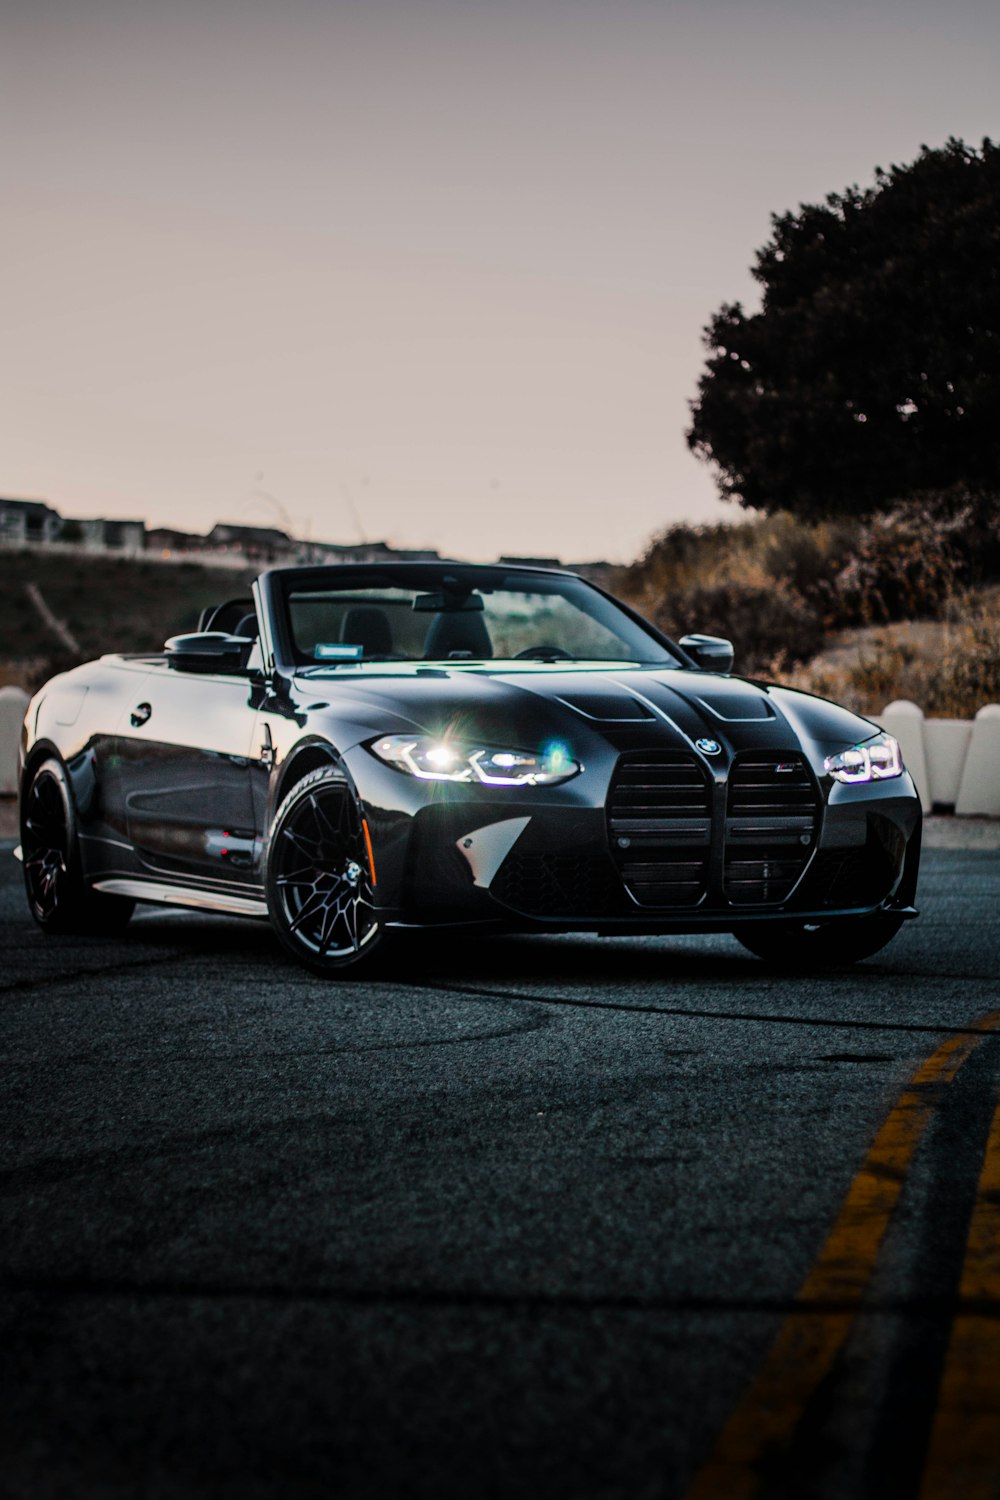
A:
276,567,679,668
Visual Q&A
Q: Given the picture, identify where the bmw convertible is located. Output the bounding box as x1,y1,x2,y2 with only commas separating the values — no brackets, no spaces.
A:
18,562,921,973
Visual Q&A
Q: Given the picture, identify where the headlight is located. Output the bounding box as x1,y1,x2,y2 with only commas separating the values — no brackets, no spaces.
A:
369,735,580,786
824,731,903,784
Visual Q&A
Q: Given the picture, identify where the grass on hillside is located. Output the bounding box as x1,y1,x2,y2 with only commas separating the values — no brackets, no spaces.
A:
0,549,256,691
780,592,1000,717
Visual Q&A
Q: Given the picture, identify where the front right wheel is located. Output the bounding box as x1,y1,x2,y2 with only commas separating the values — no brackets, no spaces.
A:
265,766,384,976
734,911,905,968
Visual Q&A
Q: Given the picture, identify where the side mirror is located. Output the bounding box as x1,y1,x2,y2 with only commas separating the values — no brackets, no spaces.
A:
679,633,735,674
164,632,253,673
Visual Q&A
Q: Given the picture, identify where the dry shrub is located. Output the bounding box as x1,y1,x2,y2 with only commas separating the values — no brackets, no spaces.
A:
937,487,1000,585
616,491,1000,675
779,606,1000,718
651,578,825,675
759,513,857,595
614,512,844,670
830,506,962,627
827,488,1000,629
848,640,923,708
616,512,852,603
920,611,1000,715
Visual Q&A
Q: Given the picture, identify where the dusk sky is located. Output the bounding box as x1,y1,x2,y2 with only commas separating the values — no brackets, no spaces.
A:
3,0,999,562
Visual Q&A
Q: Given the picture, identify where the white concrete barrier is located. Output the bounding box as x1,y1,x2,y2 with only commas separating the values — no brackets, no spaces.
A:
957,705,1000,817
924,719,974,807
878,700,1000,815
879,701,932,812
0,686,29,796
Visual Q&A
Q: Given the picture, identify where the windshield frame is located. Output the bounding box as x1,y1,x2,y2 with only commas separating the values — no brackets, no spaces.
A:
258,563,690,674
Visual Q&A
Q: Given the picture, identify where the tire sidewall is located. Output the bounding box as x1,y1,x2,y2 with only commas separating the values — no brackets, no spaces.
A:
21,757,83,932
265,764,384,976
735,912,905,968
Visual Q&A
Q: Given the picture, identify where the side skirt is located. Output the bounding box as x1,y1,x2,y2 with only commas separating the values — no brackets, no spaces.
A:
92,877,269,920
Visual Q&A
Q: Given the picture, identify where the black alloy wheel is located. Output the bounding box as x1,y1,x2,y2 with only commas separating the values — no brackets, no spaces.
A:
734,911,905,968
21,757,134,934
265,766,382,975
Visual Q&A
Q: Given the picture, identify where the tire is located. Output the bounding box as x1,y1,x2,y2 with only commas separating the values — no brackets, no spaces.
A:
734,912,905,968
265,766,384,976
21,757,135,935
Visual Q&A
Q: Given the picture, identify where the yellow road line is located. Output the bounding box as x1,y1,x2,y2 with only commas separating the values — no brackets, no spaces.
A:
919,1083,1000,1499
687,1012,1000,1500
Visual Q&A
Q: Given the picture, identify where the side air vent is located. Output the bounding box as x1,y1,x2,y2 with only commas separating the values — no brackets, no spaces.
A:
607,751,711,907
724,752,819,904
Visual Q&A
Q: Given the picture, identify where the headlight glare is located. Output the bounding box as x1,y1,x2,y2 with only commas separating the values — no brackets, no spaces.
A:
824,731,903,784
370,735,580,786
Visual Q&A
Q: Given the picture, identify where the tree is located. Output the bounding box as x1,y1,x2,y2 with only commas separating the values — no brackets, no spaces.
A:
687,138,1000,519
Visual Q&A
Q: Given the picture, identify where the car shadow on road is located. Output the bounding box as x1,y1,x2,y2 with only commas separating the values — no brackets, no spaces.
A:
121,908,896,991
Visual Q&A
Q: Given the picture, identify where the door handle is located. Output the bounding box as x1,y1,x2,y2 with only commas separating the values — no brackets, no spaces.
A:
130,702,152,728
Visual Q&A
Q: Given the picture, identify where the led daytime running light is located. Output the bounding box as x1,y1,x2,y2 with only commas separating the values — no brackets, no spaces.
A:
370,735,580,786
824,731,903,784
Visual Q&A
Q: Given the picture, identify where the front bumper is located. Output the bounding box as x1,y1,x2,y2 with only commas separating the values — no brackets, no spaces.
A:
345,741,922,935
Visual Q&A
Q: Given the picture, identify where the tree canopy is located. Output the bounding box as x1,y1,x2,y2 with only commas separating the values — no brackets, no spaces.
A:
687,138,1000,519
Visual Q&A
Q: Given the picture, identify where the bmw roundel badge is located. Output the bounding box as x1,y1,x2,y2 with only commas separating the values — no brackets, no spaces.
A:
696,738,722,756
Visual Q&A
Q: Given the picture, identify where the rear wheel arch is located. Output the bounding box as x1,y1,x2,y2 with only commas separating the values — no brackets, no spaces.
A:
20,738,65,799
20,754,134,935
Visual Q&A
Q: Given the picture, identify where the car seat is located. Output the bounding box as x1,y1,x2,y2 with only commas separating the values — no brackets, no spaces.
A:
423,611,493,659
340,606,393,658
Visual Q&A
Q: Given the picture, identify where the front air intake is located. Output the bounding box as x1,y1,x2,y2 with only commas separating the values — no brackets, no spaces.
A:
724,752,819,904
490,850,622,918
607,751,711,907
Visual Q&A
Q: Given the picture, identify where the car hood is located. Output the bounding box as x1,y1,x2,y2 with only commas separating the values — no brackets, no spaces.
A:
294,664,879,756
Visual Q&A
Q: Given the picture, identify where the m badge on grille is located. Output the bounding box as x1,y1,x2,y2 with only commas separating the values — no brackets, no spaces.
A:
695,738,722,755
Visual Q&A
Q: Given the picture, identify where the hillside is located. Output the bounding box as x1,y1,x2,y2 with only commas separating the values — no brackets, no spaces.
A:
0,549,256,691
4,519,1000,717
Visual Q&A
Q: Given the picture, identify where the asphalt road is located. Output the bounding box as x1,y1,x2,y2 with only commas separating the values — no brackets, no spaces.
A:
2,835,1000,1500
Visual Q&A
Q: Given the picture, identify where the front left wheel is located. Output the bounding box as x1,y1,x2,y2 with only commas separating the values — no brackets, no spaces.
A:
265,766,384,976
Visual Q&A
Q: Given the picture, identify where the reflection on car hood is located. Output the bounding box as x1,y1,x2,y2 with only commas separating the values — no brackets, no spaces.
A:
295,664,877,751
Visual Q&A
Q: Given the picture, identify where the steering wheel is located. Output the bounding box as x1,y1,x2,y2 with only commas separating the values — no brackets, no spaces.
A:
512,645,575,661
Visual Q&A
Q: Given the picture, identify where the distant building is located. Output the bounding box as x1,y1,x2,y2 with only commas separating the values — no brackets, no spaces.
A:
304,540,396,565
146,526,209,556
0,495,457,571
303,541,442,565
79,518,146,555
206,523,297,562
0,498,62,545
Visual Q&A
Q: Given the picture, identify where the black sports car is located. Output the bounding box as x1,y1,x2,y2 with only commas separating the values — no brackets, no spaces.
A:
18,562,921,973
